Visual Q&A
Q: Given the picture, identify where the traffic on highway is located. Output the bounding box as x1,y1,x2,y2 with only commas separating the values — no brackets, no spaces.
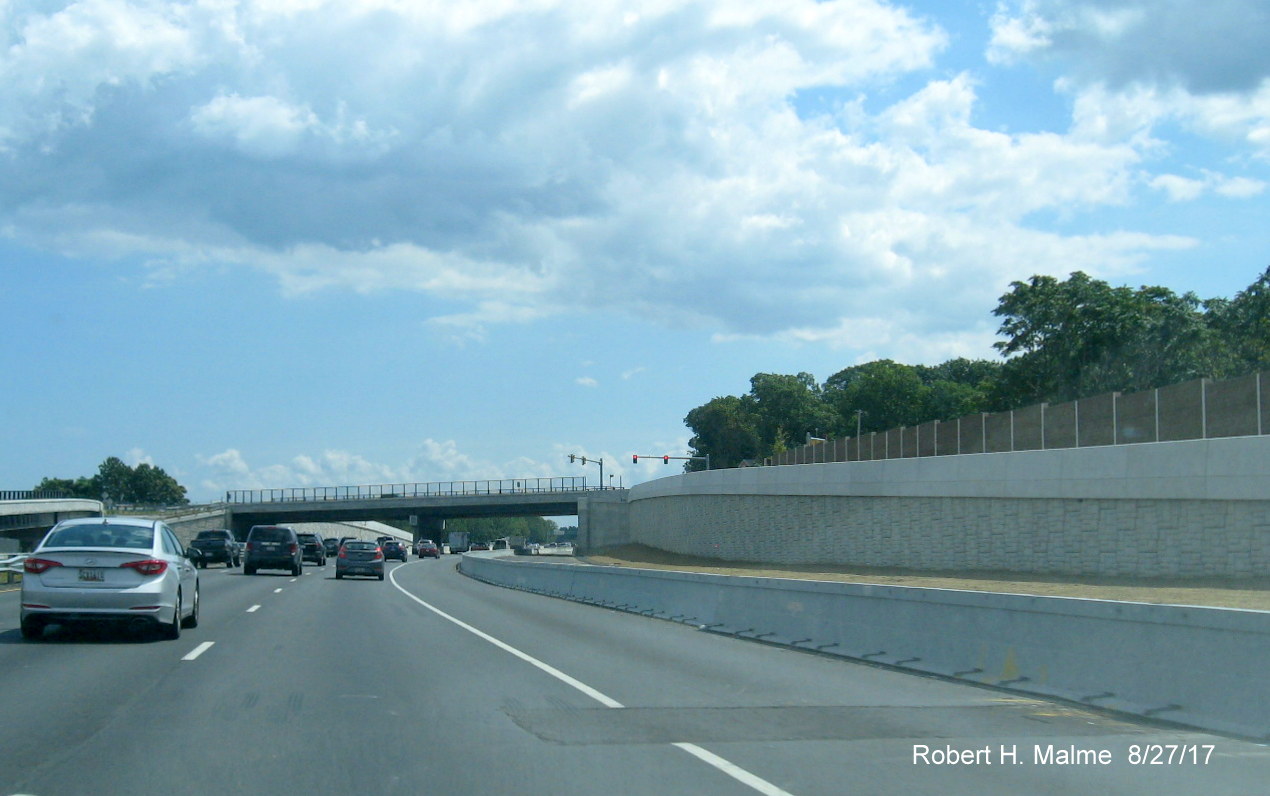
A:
2,526,1267,796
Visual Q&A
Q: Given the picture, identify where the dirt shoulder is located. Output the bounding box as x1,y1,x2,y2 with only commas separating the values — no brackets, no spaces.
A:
574,545,1270,611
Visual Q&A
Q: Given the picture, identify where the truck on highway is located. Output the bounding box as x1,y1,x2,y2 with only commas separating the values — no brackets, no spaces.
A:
447,531,470,553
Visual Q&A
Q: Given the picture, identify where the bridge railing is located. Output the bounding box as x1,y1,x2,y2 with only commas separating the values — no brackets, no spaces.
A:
226,477,592,504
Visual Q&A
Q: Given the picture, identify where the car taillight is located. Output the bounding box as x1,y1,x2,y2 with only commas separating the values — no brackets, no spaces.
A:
289,543,298,553
247,541,258,551
373,551,384,561
24,558,63,575
122,559,168,576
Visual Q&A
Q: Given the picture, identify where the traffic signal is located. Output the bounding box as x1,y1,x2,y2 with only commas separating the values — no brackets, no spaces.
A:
663,455,670,464
581,456,588,465
568,454,575,463
632,454,639,464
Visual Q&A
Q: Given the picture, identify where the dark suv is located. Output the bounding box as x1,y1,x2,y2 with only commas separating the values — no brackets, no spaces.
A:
189,529,240,568
297,532,326,566
244,525,302,576
381,540,408,562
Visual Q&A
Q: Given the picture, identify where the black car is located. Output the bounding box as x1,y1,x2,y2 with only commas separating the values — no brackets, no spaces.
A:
381,540,408,562
244,525,302,576
323,538,340,557
297,532,326,566
189,529,240,568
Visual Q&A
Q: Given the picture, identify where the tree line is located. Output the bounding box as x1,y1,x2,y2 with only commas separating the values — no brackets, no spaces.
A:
34,456,189,505
686,267,1270,470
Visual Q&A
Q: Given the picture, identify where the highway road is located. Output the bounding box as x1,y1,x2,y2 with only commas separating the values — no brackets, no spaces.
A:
1,557,1266,795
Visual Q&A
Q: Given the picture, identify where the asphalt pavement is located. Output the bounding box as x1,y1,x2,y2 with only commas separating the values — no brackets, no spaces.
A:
0,557,1265,795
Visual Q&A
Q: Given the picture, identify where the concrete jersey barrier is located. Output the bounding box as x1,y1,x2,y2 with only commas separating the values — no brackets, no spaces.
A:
459,555,1269,740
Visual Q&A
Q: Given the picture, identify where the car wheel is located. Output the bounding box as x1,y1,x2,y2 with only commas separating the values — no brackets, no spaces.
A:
162,592,182,640
378,573,385,581
20,616,45,641
182,585,200,629
293,563,302,577
245,565,256,575
335,571,343,579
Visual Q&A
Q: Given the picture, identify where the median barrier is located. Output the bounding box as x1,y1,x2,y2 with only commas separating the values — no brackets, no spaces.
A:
459,555,1269,740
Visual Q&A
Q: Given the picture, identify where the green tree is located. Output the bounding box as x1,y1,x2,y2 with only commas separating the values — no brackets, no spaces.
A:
749,372,835,452
1208,265,1270,374
34,457,189,505
96,456,134,503
129,463,189,505
991,272,1218,405
685,395,762,470
824,360,927,433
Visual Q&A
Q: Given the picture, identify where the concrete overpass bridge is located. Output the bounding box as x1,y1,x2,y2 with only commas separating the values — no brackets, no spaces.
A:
224,477,627,541
1,493,104,552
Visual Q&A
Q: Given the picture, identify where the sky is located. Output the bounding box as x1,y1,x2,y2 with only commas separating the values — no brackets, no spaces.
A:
2,0,1268,503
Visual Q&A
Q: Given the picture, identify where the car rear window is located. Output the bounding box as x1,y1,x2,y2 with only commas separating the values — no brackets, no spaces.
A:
45,524,154,550
345,542,377,550
297,534,318,542
196,530,233,540
249,527,293,542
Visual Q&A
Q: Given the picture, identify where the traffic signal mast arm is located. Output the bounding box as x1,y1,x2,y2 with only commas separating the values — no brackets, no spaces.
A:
631,454,711,469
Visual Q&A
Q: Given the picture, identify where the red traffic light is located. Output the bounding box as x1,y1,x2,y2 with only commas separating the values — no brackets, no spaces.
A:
632,455,639,464
663,455,670,464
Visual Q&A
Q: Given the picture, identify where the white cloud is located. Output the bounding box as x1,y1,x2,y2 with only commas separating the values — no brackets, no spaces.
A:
123,447,155,467
575,376,599,388
0,0,1260,358
196,438,564,498
1150,171,1266,202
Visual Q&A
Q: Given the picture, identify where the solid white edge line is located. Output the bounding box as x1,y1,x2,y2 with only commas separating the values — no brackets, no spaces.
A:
182,641,214,661
247,604,261,613
388,566,797,796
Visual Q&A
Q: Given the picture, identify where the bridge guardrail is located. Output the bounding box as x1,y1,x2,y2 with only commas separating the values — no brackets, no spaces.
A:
227,477,597,504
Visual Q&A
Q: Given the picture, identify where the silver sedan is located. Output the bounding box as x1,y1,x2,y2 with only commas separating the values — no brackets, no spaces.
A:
20,516,200,640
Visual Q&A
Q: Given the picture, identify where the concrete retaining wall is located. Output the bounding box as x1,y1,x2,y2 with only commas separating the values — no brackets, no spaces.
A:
622,436,1270,577
461,555,1270,740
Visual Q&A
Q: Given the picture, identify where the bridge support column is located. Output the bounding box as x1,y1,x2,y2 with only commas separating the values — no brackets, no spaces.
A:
416,516,444,543
577,491,629,552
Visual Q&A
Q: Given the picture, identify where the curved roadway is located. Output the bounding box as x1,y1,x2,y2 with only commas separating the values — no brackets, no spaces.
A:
0,558,1265,795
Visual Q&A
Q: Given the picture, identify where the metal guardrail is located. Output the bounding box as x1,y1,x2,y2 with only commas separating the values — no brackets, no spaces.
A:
0,555,27,572
226,477,596,504
0,554,27,586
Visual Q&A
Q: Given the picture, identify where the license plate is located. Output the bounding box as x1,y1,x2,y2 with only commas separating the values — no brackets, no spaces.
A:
79,568,105,582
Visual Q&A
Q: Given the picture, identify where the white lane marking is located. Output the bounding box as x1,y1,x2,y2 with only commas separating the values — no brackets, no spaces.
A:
389,568,796,796
273,588,283,593
673,743,795,796
247,604,261,613
182,641,214,661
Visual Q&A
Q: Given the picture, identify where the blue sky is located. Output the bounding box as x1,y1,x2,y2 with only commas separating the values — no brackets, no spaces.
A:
2,0,1268,502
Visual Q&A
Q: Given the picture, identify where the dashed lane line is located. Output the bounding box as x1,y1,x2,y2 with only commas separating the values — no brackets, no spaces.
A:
182,641,215,661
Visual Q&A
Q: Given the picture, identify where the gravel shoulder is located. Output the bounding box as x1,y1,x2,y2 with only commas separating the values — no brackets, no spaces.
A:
574,544,1270,611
